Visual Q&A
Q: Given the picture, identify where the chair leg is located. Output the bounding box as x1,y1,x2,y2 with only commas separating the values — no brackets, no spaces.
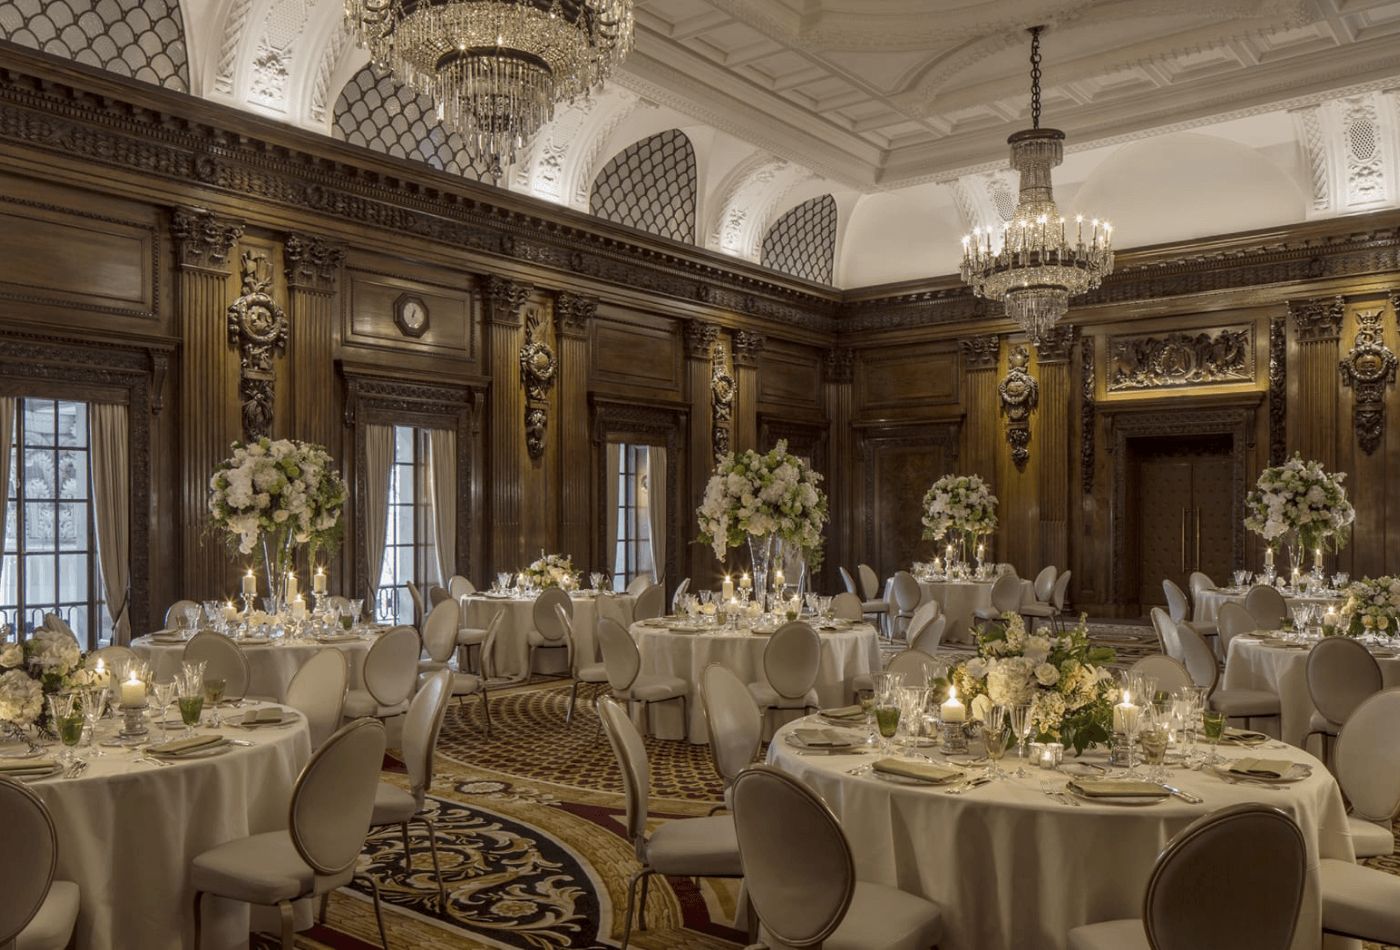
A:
420,816,448,910
192,890,203,950
621,868,647,949
679,695,688,739
318,891,330,924
278,899,295,950
370,877,390,949
638,871,652,931
566,678,581,724
400,821,413,873
526,645,536,683
480,687,492,736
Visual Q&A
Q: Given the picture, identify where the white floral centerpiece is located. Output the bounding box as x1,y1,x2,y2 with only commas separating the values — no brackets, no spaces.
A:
1244,454,1354,562
0,625,92,729
947,614,1117,753
1339,576,1400,638
921,474,998,551
521,553,578,590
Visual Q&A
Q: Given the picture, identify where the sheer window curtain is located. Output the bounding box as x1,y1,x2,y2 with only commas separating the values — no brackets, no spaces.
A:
605,443,620,582
646,446,666,590
426,428,456,586
364,424,394,608
89,403,129,643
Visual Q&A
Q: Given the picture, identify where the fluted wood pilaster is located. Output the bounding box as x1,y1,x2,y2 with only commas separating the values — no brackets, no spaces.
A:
1035,327,1076,574
1288,295,1345,470
484,276,532,578
556,292,596,570
824,347,854,586
284,234,345,455
960,334,1001,556
732,330,764,453
684,320,721,584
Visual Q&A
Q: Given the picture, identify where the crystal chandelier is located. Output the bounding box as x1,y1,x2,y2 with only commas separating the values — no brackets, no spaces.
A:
959,26,1113,344
346,0,634,179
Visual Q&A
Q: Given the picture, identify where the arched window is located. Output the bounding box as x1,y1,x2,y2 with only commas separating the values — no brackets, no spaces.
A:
0,0,189,91
589,130,697,244
761,195,837,285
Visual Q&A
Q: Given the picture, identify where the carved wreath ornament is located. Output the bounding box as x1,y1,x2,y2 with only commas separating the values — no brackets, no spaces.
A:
519,313,557,459
999,344,1039,470
1339,307,1397,455
227,250,287,440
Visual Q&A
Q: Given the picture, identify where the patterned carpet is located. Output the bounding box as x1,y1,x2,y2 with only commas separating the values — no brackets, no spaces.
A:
262,621,1396,950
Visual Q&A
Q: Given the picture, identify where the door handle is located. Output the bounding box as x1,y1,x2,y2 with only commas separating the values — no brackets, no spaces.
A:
1180,508,1188,573
1194,509,1201,570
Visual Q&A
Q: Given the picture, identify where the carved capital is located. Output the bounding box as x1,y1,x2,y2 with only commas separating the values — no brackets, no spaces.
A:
683,320,720,360
554,291,598,338
1288,295,1345,343
1035,325,1077,364
482,275,532,326
171,207,242,273
283,233,345,294
960,334,1000,371
824,347,854,384
732,330,766,368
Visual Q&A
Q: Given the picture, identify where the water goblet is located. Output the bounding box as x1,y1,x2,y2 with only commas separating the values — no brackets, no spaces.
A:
1233,569,1249,588
1139,719,1170,783
151,679,177,740
982,705,1011,779
1332,572,1350,590
203,677,226,727
1201,709,1226,765
1009,703,1033,775
81,686,108,755
176,673,205,739
873,699,901,755
47,692,82,765
590,572,604,592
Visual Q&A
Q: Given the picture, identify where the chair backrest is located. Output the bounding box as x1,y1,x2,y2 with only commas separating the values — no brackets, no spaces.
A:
421,599,460,664
596,618,641,693
1033,566,1057,602
763,622,821,700
554,604,582,672
1128,655,1194,696
1308,637,1383,728
289,718,386,876
428,585,451,607
182,631,251,700
402,669,451,803
829,592,864,622
989,572,1024,614
363,625,421,707
1216,602,1256,653
856,564,881,601
700,663,762,787
887,649,942,684
532,588,573,642
1243,585,1287,630
670,578,691,613
890,571,922,613
909,614,948,655
905,601,940,641
165,599,199,629
732,766,855,947
1162,579,1191,625
598,697,650,854
838,566,859,596
632,583,665,622
405,581,425,619
285,648,349,749
1050,570,1071,610
1188,571,1215,605
477,609,506,679
1150,607,1181,659
1333,688,1400,823
1175,622,1220,694
85,644,135,672
1143,804,1306,950
448,575,475,599
0,778,59,945
626,573,653,597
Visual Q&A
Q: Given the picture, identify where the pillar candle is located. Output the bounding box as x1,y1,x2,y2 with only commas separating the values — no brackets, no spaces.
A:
284,573,298,601
222,601,238,622
721,575,735,601
242,569,257,596
120,674,146,707
313,567,327,594
739,572,752,591
1114,691,1139,734
941,687,966,723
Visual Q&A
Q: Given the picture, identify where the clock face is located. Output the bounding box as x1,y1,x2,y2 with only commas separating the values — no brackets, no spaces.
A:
394,295,429,337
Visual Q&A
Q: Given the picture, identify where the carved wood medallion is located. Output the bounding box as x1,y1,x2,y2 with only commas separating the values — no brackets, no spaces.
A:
226,249,287,440
999,344,1038,470
520,307,557,459
1339,306,1397,455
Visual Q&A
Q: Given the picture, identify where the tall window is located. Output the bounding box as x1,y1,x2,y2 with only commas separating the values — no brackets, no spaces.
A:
1,399,106,647
376,425,437,625
612,444,652,590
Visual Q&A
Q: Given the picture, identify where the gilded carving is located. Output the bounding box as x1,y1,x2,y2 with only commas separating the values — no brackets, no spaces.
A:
1268,315,1287,465
960,334,1000,371
226,249,287,440
520,307,557,459
1288,295,1345,343
1339,307,1397,455
1035,325,1077,364
1080,335,1095,494
999,345,1038,470
1107,327,1252,391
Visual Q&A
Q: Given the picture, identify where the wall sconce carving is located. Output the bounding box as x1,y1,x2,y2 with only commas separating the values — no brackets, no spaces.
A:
520,307,557,459
227,249,286,440
1107,327,1252,391
1080,334,1095,494
1339,306,1397,455
999,344,1039,470
1268,315,1287,465
711,352,734,460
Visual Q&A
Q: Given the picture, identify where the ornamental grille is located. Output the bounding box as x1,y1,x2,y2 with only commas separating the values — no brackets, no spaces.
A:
0,0,188,91
589,129,697,244
332,66,495,182
760,194,837,285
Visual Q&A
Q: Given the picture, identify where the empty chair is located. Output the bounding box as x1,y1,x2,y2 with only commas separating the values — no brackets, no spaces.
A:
1150,606,1183,659
889,571,923,640
909,614,948,656
838,566,860,596
165,599,199,629
1327,688,1400,858
1023,570,1071,633
418,601,460,676
1243,584,1288,630
973,573,1026,629
192,719,389,950
1176,621,1281,730
732,766,944,950
997,563,1019,577
182,631,251,702
886,649,943,685
904,601,940,645
1031,566,1058,604
625,574,653,596
560,604,608,725
1163,578,1218,639
1319,855,1400,946
829,592,864,622
670,577,691,613
631,583,665,622
1067,803,1306,950
1188,571,1216,616
284,649,349,750
528,588,574,678
1127,655,1193,696
405,581,426,624
700,663,762,813
596,618,688,737
855,563,890,632
421,602,496,733
455,599,492,674
428,585,451,607
1305,636,1383,757
0,778,79,950
84,644,136,672
370,669,452,906
342,625,420,722
747,621,821,736
1215,602,1256,656
447,575,475,599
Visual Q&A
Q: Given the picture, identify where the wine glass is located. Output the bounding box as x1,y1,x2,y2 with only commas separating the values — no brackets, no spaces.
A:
80,686,108,756
1332,572,1350,590
855,688,878,748
348,598,364,626
203,676,226,727
982,705,1011,779
1009,703,1033,775
590,572,604,592
151,679,177,740
1201,709,1226,765
873,696,901,755
1232,569,1249,589
47,692,82,765
176,673,205,739
183,604,201,632
1139,704,1171,782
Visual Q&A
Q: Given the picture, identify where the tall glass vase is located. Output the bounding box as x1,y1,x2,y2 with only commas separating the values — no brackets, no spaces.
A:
260,529,296,617
748,533,774,610
772,536,808,601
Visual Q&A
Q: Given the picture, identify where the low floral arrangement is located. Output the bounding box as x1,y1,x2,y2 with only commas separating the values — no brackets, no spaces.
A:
1244,453,1354,553
948,614,1117,753
696,440,828,566
521,553,578,590
921,473,998,542
0,625,96,728
1339,576,1400,638
208,438,348,558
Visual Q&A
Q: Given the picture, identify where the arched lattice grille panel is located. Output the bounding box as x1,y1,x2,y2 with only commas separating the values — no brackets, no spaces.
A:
0,0,188,91
589,130,697,244
332,66,495,182
761,195,837,285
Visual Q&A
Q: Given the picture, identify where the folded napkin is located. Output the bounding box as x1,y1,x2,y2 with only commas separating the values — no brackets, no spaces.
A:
239,637,270,646
148,735,224,756
242,707,285,725
795,728,854,748
1226,758,1294,779
1067,779,1170,798
315,634,357,643
0,757,58,773
1221,728,1270,746
820,705,866,721
872,758,962,784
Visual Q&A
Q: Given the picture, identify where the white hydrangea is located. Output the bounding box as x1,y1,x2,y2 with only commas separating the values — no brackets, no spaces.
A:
1340,576,1400,638
0,669,43,726
921,474,998,541
1244,454,1354,552
209,438,347,556
26,628,80,676
697,441,828,565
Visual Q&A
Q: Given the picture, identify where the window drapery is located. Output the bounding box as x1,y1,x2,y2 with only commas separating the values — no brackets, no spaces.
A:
89,403,129,643
646,446,666,590
363,424,394,607
426,428,456,586
605,442,620,582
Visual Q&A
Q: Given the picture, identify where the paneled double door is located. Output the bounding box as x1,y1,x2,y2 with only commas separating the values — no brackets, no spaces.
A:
1135,443,1234,608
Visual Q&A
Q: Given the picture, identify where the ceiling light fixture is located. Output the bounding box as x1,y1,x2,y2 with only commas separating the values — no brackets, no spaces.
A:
959,26,1113,345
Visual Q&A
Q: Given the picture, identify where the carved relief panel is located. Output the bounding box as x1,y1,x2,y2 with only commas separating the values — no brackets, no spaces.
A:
712,348,734,460
1107,327,1253,391
999,344,1038,470
520,304,557,459
1339,306,1397,455
227,249,287,440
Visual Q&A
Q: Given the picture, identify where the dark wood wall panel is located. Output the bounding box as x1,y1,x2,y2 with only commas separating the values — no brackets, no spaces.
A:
344,265,476,361
590,310,682,398
855,346,959,415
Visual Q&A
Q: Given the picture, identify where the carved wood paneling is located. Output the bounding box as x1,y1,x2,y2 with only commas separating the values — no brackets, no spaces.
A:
1081,334,1096,495
1268,314,1287,465
226,248,287,441
1288,294,1345,469
483,276,531,577
1340,306,1397,455
857,422,960,574
1107,327,1253,391
555,292,596,565
999,345,1038,470
733,330,764,452
284,234,343,454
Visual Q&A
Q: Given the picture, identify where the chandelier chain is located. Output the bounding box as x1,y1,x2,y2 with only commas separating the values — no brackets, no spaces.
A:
1029,25,1042,130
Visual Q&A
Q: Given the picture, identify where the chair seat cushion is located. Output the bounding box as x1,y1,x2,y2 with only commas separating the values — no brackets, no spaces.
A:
342,689,408,720
1020,604,1057,618
823,881,944,950
15,880,79,950
456,627,488,646
1184,620,1219,639
972,607,1005,621
1349,816,1394,858
449,671,483,697
747,682,819,710
630,674,688,702
1210,688,1281,717
576,662,609,683
1308,709,1341,737
370,781,419,826
644,815,742,877
417,659,448,674
1067,918,1149,950
192,831,350,905
861,600,889,614
527,629,567,647
1320,857,1400,944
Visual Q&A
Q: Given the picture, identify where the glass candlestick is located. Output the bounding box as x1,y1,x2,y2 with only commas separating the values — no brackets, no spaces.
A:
119,703,149,739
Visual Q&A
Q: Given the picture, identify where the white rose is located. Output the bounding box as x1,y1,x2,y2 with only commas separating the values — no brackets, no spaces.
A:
1035,663,1060,687
0,642,22,668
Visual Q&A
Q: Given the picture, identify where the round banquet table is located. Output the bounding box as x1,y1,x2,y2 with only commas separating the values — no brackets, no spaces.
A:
461,590,636,681
892,576,1035,644
1195,587,1343,624
768,715,1357,950
22,704,312,950
629,617,881,742
1223,635,1400,746
132,632,372,701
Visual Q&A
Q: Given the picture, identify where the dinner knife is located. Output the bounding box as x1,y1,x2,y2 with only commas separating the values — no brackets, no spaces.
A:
1158,783,1203,804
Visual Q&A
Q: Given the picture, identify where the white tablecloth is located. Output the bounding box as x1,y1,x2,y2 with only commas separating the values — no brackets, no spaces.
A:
890,577,1035,644
132,634,372,701
629,619,881,742
462,591,636,681
769,716,1355,950
1223,636,1400,746
25,706,312,950
1196,588,1343,624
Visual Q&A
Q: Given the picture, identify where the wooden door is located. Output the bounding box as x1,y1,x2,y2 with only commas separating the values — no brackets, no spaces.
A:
1136,458,1194,606
1191,457,1235,587
1134,440,1235,608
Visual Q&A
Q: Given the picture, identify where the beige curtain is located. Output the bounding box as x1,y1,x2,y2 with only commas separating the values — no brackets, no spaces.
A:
89,403,130,643
605,442,620,583
426,428,456,586
646,446,666,590
364,424,394,608
0,397,12,574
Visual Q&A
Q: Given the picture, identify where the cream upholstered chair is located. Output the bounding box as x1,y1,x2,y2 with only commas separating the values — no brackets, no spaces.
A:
1127,655,1193,696
527,588,574,679
84,644,135,672
838,566,860,596
428,585,451,608
1328,688,1400,858
420,604,497,734
747,621,821,735
1150,607,1182,659
670,578,691,613
626,574,653,596
731,766,944,950
0,778,79,950
454,597,491,674
700,663,762,814
889,571,922,640
598,697,742,948
1187,571,1216,613
182,631,251,702
829,592,864,622
631,583,666,622
596,618,688,738
1163,578,1218,640
1031,565,1058,604
886,649,943,685
343,625,420,722
1319,857,1400,945
370,669,452,907
418,601,460,678
1022,570,1071,633
164,599,199,629
1176,621,1281,730
405,581,426,624
1305,636,1383,759
909,614,948,656
973,572,1026,630
560,604,608,725
285,649,349,750
447,575,475,599
903,601,939,646
1215,602,1256,656
855,564,890,633
192,719,389,950
1243,584,1288,630
1067,803,1305,950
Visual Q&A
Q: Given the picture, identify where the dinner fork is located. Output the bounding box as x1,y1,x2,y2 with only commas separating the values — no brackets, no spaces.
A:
1041,782,1080,806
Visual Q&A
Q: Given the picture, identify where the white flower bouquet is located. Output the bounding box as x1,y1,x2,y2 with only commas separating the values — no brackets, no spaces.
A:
696,440,828,565
521,553,578,590
1244,453,1354,553
208,438,348,557
0,625,86,727
1339,576,1400,638
921,474,998,542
